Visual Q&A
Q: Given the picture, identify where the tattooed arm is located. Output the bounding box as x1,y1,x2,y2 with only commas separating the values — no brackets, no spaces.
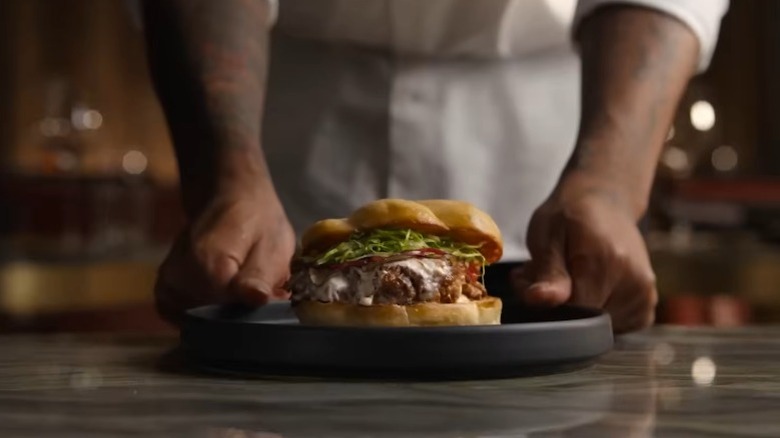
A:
141,0,295,324
566,6,699,218
516,7,700,333
142,0,272,215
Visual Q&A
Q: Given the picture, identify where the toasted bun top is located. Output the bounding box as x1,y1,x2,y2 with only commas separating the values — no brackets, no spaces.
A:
300,199,503,264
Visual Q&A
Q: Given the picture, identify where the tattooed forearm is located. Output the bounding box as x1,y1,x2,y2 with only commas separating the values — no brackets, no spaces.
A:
141,0,272,216
564,6,699,217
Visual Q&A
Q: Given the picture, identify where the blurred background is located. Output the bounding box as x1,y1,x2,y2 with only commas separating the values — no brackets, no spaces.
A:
1,0,779,333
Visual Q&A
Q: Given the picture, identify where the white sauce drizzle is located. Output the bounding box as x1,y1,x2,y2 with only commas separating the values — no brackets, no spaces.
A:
305,258,453,303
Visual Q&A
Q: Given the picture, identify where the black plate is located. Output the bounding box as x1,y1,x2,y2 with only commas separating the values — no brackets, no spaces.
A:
180,302,613,380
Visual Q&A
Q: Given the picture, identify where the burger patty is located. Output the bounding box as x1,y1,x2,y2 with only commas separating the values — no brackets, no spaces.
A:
287,257,487,306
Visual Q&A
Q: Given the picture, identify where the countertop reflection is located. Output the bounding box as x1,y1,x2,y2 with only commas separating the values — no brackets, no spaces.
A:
1,326,779,437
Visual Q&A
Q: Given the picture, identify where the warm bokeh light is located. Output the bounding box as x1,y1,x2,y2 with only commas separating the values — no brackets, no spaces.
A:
711,145,738,171
662,146,689,172
72,108,103,130
692,356,716,386
122,150,148,175
690,100,716,131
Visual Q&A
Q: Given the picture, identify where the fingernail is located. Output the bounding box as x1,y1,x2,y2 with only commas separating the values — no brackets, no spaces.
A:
523,283,556,304
527,282,551,293
233,279,272,305
271,288,290,300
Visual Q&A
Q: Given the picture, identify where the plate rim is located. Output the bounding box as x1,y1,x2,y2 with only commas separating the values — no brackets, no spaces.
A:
184,302,613,334
180,302,614,379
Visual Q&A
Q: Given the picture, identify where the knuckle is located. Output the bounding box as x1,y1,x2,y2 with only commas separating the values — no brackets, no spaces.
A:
191,238,214,265
636,272,658,305
650,289,659,308
641,269,657,288
642,287,659,311
639,309,656,329
609,244,630,265
276,229,298,255
634,305,657,330
235,265,265,283
210,253,240,283
647,282,659,306
192,240,239,284
638,274,656,292
263,232,298,263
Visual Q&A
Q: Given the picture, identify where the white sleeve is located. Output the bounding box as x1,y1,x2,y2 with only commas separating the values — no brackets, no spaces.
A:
573,0,729,72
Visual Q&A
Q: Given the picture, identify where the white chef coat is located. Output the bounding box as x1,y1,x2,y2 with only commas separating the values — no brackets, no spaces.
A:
260,0,728,262
125,0,727,262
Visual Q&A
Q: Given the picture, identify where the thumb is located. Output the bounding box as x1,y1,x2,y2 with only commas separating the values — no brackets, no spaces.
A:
191,224,252,293
229,244,281,306
230,229,295,306
520,245,572,306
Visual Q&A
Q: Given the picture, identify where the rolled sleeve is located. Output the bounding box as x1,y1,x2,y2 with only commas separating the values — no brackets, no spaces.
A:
573,0,729,72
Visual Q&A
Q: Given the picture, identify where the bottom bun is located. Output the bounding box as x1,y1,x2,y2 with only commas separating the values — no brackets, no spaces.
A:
293,296,502,327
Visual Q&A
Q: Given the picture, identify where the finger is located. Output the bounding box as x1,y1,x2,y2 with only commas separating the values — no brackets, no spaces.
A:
192,223,253,292
568,253,612,308
606,288,657,334
229,243,273,306
522,246,572,306
605,262,657,334
509,265,531,294
154,235,224,325
230,235,294,306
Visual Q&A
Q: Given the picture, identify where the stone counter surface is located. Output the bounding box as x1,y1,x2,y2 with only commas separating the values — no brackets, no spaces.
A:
1,327,779,437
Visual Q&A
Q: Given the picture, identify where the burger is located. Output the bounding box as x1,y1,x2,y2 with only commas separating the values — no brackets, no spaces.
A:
286,199,503,327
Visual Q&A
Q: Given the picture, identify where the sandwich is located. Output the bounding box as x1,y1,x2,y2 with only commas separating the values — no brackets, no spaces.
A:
286,199,503,326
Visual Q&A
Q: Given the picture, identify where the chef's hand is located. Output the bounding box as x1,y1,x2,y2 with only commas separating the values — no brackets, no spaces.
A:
513,174,657,334
154,185,296,325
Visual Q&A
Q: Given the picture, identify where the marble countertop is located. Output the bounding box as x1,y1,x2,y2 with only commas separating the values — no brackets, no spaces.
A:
1,327,779,437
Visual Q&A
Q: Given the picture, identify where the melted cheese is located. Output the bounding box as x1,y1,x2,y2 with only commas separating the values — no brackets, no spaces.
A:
319,274,349,302
304,258,452,303
383,258,452,300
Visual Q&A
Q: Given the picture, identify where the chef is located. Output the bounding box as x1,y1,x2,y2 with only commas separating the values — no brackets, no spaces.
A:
137,0,728,332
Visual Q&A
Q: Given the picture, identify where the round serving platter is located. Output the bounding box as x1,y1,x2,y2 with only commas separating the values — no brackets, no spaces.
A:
180,301,613,380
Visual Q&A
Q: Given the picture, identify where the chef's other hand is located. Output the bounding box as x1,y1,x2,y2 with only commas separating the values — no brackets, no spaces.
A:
513,177,657,334
154,187,295,325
